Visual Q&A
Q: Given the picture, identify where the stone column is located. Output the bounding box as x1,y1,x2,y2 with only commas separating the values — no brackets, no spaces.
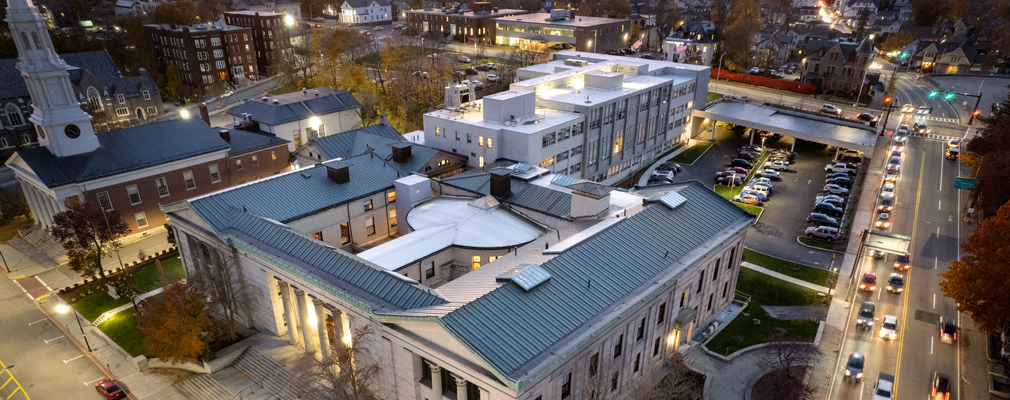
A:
279,281,298,344
453,373,468,400
27,186,50,229
427,362,442,396
42,193,58,228
18,180,39,225
314,299,330,362
295,289,314,353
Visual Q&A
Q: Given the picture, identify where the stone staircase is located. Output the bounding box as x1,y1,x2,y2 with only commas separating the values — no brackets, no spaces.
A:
232,347,301,399
9,228,59,268
174,373,234,400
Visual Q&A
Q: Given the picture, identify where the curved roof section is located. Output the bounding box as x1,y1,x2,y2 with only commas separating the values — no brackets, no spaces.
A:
405,197,542,249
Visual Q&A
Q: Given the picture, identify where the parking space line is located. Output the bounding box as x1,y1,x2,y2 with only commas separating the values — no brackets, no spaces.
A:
27,319,46,326
43,335,64,344
63,355,83,364
83,377,104,386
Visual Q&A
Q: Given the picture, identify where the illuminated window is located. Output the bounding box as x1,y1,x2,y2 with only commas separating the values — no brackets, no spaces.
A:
478,136,484,146
312,231,323,241
472,256,481,270
487,138,492,148
155,177,170,197
387,191,396,203
366,217,375,236
479,156,484,168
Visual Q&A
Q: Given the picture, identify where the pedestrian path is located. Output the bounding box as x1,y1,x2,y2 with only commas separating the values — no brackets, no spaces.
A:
921,133,961,141
741,262,829,293
92,287,164,326
910,115,959,123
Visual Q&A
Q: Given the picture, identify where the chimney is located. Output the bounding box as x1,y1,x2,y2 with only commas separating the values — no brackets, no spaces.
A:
199,104,211,125
489,169,511,198
391,142,412,163
326,164,350,184
379,114,388,125
219,129,231,142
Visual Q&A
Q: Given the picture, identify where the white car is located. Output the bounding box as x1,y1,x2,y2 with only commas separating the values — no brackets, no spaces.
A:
764,161,789,171
373,26,384,31
880,315,898,340
471,80,484,88
752,177,773,186
733,194,761,205
754,169,780,179
823,184,849,195
948,138,960,149
816,194,846,204
652,170,674,178
820,104,841,115
458,55,471,63
743,185,770,196
880,183,895,197
746,181,773,191
221,90,235,98
875,213,891,230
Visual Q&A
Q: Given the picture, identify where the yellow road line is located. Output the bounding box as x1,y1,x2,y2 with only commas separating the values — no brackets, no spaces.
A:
0,358,29,400
894,149,925,395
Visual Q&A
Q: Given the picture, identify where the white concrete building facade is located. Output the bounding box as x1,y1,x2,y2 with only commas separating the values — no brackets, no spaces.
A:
339,0,392,26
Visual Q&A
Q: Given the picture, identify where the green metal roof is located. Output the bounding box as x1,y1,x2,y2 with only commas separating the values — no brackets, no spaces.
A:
310,124,444,174
440,171,573,219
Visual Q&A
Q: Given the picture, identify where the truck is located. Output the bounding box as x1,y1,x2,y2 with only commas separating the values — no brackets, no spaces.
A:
825,162,858,175
871,373,895,400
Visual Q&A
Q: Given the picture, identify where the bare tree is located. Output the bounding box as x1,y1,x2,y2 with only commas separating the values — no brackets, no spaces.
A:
758,330,819,380
751,369,816,400
631,352,702,400
291,324,381,400
188,242,256,342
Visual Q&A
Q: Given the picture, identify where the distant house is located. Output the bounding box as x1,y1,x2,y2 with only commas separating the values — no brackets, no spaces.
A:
800,39,874,94
911,42,975,74
228,0,303,21
753,33,795,68
665,20,717,66
338,0,393,26
227,88,363,151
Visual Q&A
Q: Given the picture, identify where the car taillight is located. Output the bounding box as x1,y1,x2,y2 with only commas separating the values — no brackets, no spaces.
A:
946,393,950,400
932,388,937,396
953,333,956,341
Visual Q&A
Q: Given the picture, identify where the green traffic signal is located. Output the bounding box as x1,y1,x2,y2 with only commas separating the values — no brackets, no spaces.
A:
928,90,939,98
944,92,956,100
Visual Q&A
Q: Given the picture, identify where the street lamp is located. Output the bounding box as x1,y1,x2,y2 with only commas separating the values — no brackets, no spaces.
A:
714,53,727,93
56,304,92,352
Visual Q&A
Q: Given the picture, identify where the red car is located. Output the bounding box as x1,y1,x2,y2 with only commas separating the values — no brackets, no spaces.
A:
726,167,749,174
894,253,911,271
859,272,877,292
95,379,126,400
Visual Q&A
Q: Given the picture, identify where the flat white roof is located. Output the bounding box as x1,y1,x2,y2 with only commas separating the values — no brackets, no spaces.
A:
494,13,627,27
425,101,583,135
407,197,543,248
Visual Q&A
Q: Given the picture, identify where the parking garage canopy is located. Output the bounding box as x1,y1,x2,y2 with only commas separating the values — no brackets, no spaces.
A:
694,101,879,155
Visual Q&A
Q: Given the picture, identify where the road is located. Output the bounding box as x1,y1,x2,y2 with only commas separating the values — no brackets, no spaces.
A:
0,275,108,400
828,109,973,399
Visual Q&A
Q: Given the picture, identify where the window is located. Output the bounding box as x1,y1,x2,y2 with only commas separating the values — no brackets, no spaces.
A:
126,185,141,205
613,130,624,154
729,248,736,269
340,223,350,244
611,371,619,391
209,165,221,183
115,108,129,117
542,132,556,147
142,90,151,101
271,151,277,161
633,353,641,372
363,199,373,211
488,256,500,262
216,60,226,69
425,263,435,279
657,303,666,324
135,212,149,228
708,293,714,311
697,270,704,293
478,136,484,146
86,87,102,112
713,263,720,281
723,281,729,298
155,177,170,197
389,209,397,228
472,256,481,270
613,334,623,358
365,217,376,236
116,94,125,104
387,191,396,203
252,155,259,166
97,191,113,211
589,353,599,376
435,127,441,136
211,37,221,46
312,232,323,241
561,373,571,398
636,317,645,340
183,170,196,190
680,291,687,307
213,49,224,58
466,133,472,143
653,337,662,356
147,107,156,116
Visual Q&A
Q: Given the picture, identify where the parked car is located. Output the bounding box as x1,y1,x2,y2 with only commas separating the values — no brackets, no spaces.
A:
647,176,673,185
856,302,875,330
464,67,478,75
201,96,218,105
471,80,484,88
816,194,846,205
733,193,761,205
742,185,770,197
221,90,235,98
820,104,842,115
825,162,857,174
550,43,573,50
815,197,844,208
875,213,891,230
716,175,744,185
807,213,839,227
95,379,127,400
814,202,844,217
726,167,750,174
373,26,384,31
749,67,760,74
764,161,789,171
740,190,769,201
826,177,852,188
860,272,877,291
736,152,759,161
894,253,911,271
738,145,762,153
656,162,683,173
751,177,774,186
887,273,904,293
652,170,674,178
844,352,865,382
806,225,840,240
487,74,500,82
880,315,899,340
731,159,754,168
938,317,957,344
823,184,849,195
458,55,471,63
754,169,780,179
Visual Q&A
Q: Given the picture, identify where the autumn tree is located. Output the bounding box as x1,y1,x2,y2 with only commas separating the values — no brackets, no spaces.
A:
939,200,1010,333
0,188,29,221
911,0,951,26
722,0,762,71
154,1,200,25
51,202,131,280
758,330,820,379
137,282,212,363
854,9,871,39
291,324,381,400
880,31,915,52
964,116,1010,216
196,0,225,22
710,0,732,27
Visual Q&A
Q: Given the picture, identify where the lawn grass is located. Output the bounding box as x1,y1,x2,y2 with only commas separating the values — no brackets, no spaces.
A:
98,310,146,357
0,216,33,243
705,268,823,355
670,143,713,164
736,204,764,215
72,292,130,322
707,92,724,103
798,236,837,251
714,151,769,200
128,257,185,294
742,248,830,287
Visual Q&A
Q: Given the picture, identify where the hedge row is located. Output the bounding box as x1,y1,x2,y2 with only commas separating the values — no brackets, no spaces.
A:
711,68,816,95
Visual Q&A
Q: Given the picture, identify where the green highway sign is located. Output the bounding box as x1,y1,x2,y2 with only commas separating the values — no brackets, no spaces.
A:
953,177,978,190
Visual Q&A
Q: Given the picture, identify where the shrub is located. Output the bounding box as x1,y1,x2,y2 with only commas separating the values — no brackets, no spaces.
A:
711,68,816,95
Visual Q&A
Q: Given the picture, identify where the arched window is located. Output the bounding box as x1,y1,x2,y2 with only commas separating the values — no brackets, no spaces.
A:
30,32,42,49
87,87,102,111
6,104,24,126
0,137,8,148
135,107,145,120
20,32,30,49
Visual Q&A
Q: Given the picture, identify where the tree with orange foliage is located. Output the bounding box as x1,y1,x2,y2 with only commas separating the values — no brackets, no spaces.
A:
939,200,1010,333
136,282,212,363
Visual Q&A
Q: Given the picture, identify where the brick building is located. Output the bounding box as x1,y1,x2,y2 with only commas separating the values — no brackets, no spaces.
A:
800,39,873,94
405,4,527,43
224,11,294,73
144,22,259,94
493,12,630,53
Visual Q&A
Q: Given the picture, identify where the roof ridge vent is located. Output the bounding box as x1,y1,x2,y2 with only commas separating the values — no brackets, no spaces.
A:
495,264,552,291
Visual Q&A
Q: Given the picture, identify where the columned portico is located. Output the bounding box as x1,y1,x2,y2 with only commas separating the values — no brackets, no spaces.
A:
295,288,315,353
18,180,39,225
427,362,442,395
278,281,299,345
453,374,469,400
313,299,330,362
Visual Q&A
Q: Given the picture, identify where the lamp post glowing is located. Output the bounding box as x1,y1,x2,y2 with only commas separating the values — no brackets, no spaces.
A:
56,304,92,352
180,109,191,119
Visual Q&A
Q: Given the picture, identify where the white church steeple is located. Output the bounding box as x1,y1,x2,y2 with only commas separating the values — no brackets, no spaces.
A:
5,0,99,157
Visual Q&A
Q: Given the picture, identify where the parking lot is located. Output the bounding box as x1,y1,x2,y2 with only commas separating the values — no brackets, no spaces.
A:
668,124,849,267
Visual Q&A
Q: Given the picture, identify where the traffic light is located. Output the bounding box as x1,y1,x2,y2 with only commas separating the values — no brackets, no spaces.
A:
973,109,981,116
944,92,956,100
884,96,892,103
928,90,940,98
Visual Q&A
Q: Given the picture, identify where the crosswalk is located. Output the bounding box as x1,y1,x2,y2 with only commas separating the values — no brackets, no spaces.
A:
921,133,961,142
907,115,960,123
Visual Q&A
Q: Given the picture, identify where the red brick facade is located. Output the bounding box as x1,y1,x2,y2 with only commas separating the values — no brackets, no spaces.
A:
227,145,291,184
144,23,258,93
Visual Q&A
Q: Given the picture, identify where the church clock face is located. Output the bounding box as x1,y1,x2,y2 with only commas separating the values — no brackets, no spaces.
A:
64,124,81,139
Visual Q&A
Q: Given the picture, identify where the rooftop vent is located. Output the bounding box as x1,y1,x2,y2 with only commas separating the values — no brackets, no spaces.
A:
326,164,350,184
489,169,512,198
261,97,268,102
272,100,280,105
218,129,231,142
391,142,412,163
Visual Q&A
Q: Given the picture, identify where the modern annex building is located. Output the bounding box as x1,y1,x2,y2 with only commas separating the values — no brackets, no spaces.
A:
423,52,709,186
164,151,753,399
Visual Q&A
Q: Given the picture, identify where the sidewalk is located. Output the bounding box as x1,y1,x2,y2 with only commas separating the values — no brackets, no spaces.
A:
635,140,698,186
741,262,829,293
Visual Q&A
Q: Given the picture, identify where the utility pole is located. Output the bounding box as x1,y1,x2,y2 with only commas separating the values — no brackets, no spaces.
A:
967,80,983,125
714,53,727,93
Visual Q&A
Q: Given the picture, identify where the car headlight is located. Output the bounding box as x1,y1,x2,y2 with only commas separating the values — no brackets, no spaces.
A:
856,373,862,379
845,370,851,376
868,321,873,326
887,286,893,290
860,284,865,288
890,334,897,339
880,332,886,337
